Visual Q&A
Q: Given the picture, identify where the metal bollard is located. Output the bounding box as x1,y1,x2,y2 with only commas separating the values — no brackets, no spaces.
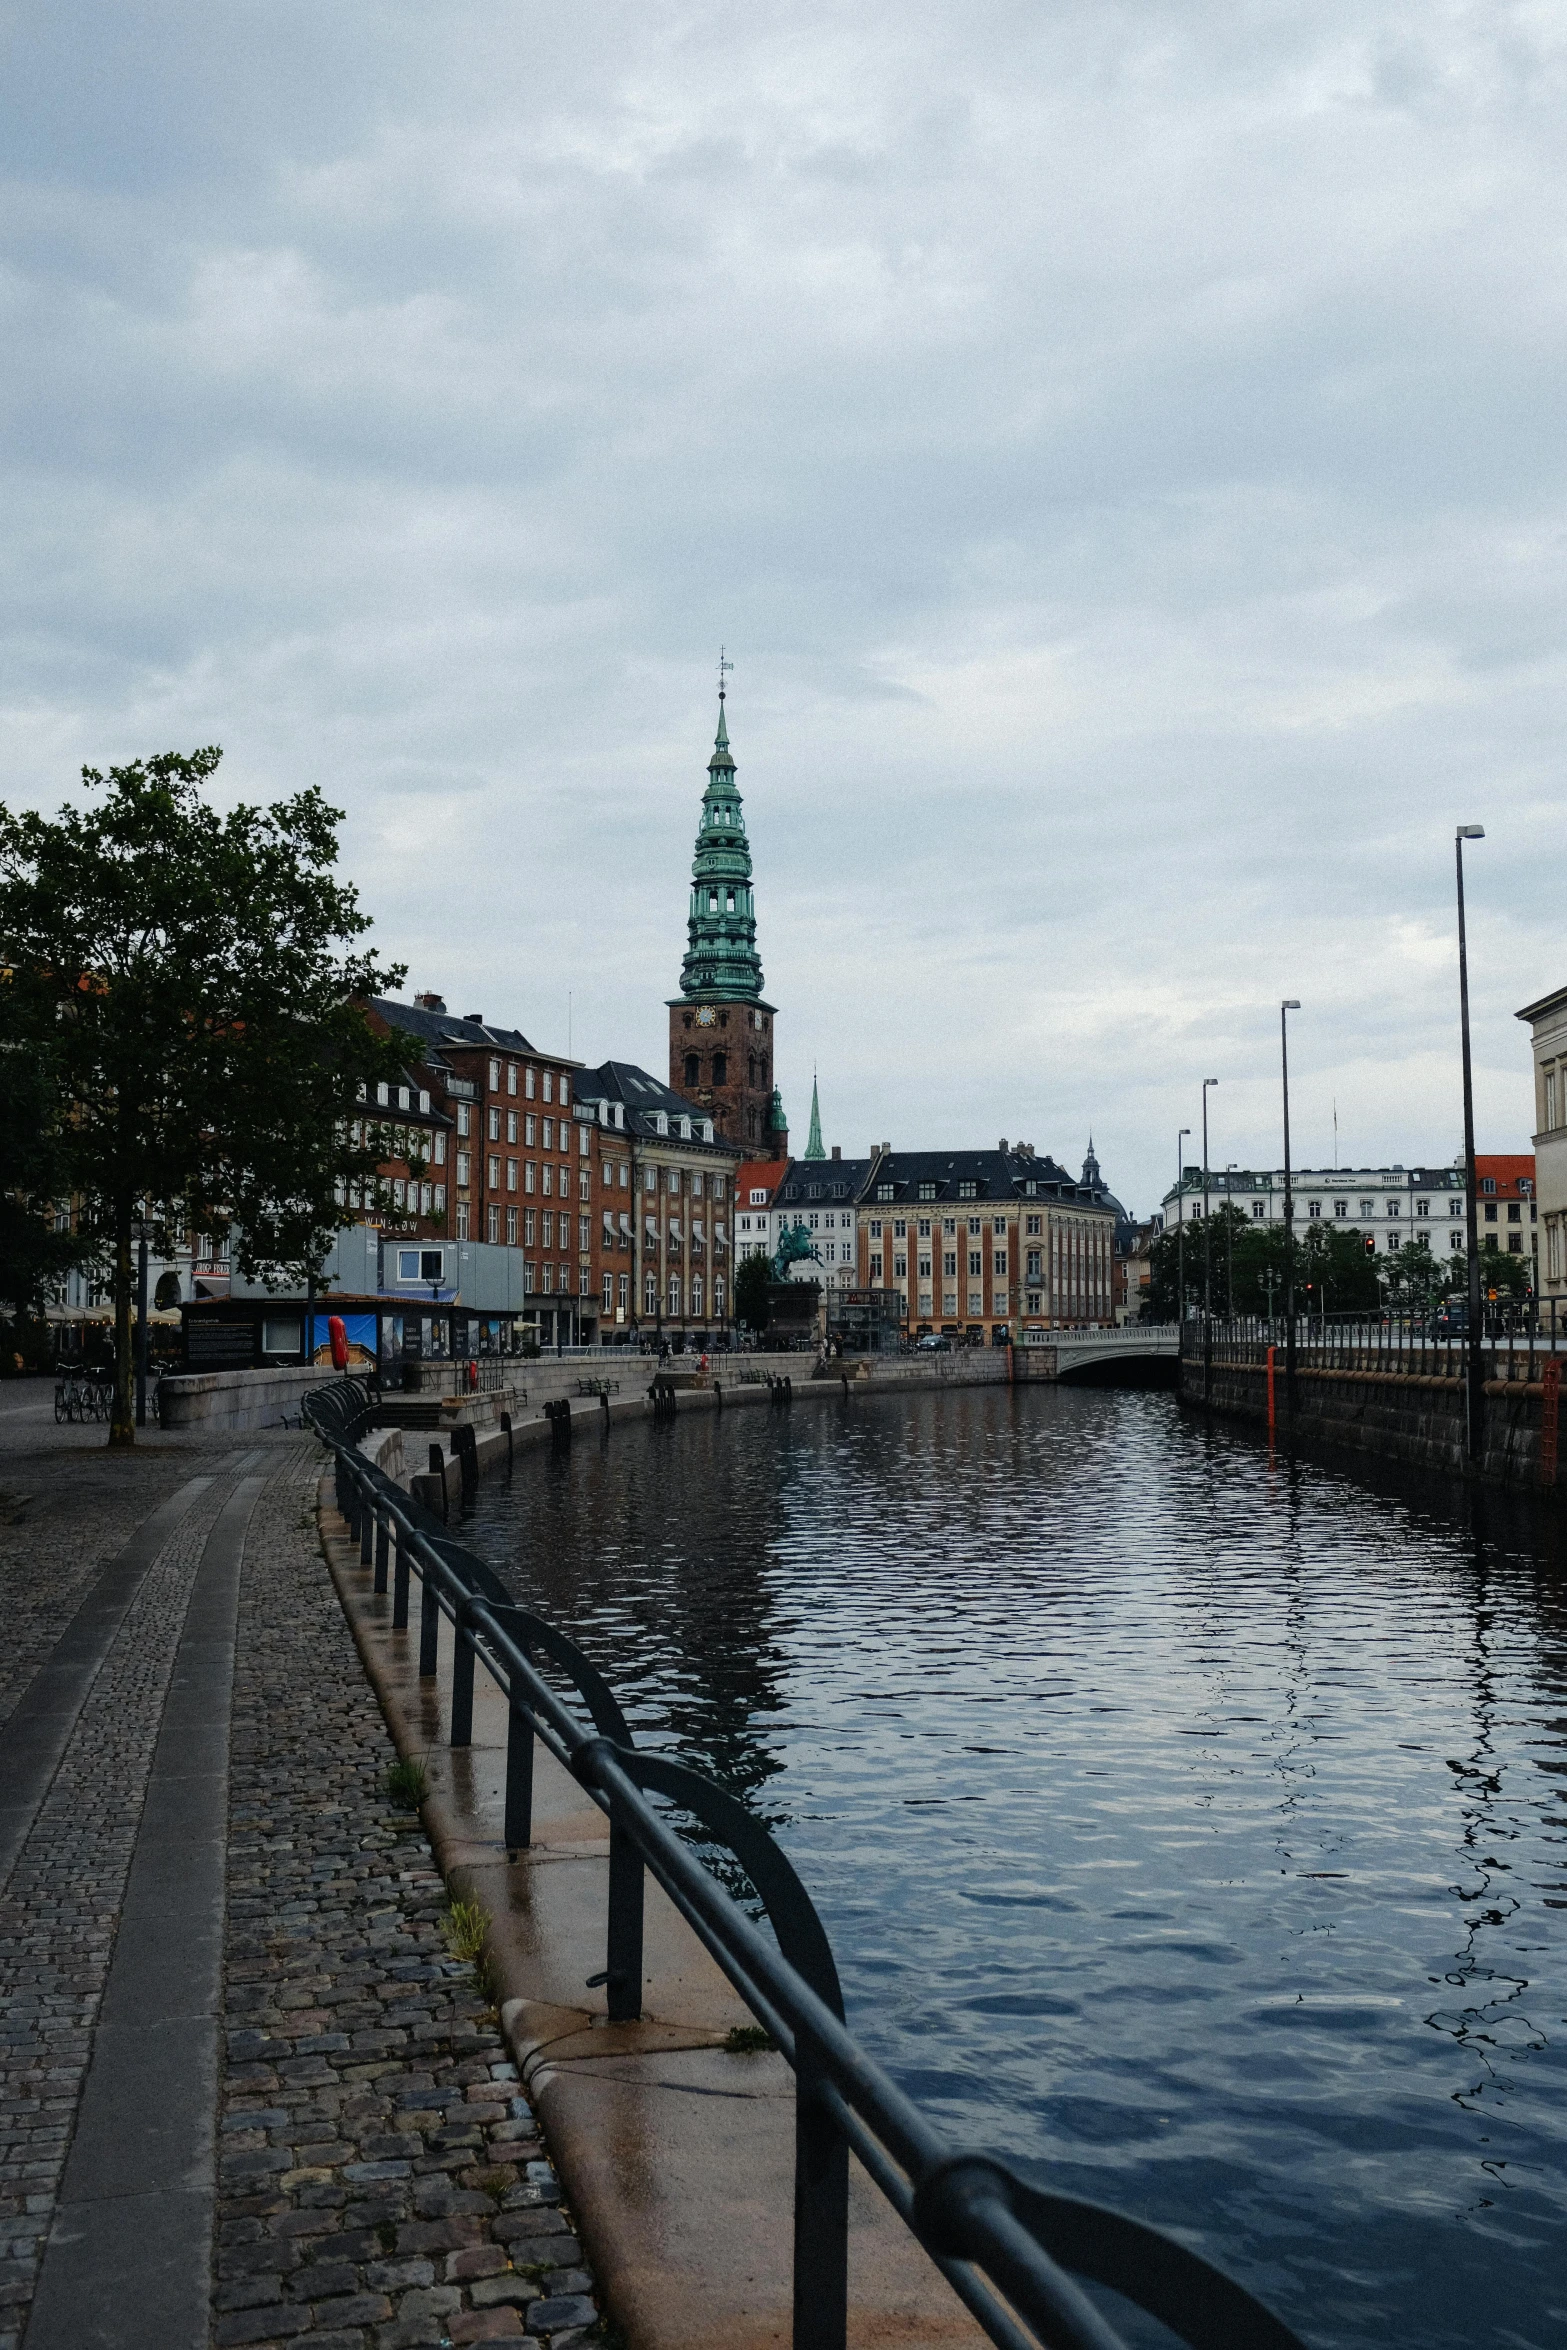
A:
428,1442,449,1522
501,1409,513,1475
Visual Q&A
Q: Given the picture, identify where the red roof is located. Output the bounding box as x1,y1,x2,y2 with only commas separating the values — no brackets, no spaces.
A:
1475,1153,1535,1198
735,1160,787,1201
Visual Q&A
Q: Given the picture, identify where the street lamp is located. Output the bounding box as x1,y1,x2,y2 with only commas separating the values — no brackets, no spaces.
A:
1281,1001,1301,1410
1201,1080,1219,1320
1456,824,1486,1460
1225,1163,1238,1319
1176,1126,1191,1326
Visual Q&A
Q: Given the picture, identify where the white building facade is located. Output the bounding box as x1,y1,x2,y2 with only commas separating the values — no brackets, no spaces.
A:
1155,1164,1469,1256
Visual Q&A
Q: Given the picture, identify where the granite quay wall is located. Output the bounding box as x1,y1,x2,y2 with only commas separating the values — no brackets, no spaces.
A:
1179,1341,1558,1493
166,1344,1019,1437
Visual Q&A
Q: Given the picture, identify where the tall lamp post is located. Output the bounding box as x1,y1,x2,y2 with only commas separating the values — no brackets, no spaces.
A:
1201,1080,1218,1404
1456,824,1486,1461
1225,1162,1238,1319
1201,1080,1219,1318
1176,1126,1191,1328
1281,1000,1301,1412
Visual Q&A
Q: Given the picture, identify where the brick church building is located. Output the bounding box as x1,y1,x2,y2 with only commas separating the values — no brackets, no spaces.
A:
668,690,790,1160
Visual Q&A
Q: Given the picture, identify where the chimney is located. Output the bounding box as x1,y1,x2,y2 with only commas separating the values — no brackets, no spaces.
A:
413,991,446,1012
999,1137,1008,1155
464,1012,483,1025
831,1145,841,1161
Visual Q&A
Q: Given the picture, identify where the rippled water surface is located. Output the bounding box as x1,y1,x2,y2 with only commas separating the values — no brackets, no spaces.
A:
466,1385,1567,2348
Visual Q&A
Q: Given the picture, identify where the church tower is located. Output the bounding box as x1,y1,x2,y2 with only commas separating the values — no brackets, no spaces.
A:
668,688,787,1158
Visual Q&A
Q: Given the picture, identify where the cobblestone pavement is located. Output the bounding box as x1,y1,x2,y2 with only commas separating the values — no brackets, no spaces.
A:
215,1446,607,2350
0,1469,241,2347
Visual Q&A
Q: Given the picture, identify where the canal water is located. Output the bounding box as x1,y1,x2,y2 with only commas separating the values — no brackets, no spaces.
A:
466,1384,1567,2349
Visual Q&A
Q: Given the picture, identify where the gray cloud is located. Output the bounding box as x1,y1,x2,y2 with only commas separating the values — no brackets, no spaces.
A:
3,0,1564,1210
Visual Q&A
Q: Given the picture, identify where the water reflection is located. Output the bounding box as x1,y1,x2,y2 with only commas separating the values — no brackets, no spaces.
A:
466,1386,1567,2349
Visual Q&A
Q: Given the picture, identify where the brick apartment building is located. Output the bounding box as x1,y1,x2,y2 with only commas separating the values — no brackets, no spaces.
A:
574,1062,741,1345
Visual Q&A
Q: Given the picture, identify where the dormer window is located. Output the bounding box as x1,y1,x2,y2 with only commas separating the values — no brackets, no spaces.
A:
701,1119,715,1142
655,1111,669,1136
917,1181,937,1201
418,1090,431,1114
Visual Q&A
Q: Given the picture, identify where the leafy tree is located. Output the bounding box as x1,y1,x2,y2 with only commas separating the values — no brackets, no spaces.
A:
1382,1239,1447,1312
734,1249,772,1335
1470,1239,1534,1303
1144,1204,1385,1320
0,1037,87,1319
0,749,406,1444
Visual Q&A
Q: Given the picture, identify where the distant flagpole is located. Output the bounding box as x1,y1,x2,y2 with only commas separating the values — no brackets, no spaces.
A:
1333,1098,1338,1169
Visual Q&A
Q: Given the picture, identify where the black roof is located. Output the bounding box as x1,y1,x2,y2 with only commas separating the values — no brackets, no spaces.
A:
859,1147,1100,1208
372,995,568,1062
576,1060,741,1152
779,1157,879,1205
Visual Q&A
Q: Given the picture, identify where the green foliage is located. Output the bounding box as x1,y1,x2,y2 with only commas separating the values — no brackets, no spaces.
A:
383,1757,429,1810
724,2023,776,2054
0,1037,87,1316
1145,1201,1388,1320
442,1898,490,1963
0,748,406,1440
734,1250,771,1335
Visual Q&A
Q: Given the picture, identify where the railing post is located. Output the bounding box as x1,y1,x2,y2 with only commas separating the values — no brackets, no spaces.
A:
793,2023,849,2350
391,1527,410,1629
429,1441,449,1522
450,1600,475,1747
505,1691,535,1851
359,1488,374,1565
605,1796,645,2023
419,1569,440,1678
374,1506,390,1594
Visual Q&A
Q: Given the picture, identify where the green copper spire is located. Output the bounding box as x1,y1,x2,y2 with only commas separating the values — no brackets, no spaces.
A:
678,692,764,1001
804,1073,825,1160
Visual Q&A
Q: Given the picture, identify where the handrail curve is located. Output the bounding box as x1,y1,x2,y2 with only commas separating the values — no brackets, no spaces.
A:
304,1378,1311,2350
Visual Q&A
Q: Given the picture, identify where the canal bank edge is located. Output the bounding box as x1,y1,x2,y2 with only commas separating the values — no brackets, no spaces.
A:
1180,1348,1559,1490
317,1373,998,2349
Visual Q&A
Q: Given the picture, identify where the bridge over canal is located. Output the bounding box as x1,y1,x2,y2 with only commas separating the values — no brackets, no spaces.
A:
1020,1325,1180,1384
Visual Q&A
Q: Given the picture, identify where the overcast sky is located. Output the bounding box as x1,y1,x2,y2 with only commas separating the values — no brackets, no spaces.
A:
3,2,1563,1215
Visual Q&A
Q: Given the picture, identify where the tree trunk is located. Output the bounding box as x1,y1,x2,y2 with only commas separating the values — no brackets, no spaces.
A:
110,1201,134,1447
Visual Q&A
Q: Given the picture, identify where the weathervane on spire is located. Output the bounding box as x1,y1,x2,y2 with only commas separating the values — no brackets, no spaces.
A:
717,645,733,703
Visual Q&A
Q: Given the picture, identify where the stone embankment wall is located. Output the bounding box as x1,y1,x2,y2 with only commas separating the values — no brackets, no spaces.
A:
1181,1349,1555,1492
163,1344,1018,1434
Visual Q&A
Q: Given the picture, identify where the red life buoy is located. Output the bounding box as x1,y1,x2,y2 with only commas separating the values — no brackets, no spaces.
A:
328,1315,349,1372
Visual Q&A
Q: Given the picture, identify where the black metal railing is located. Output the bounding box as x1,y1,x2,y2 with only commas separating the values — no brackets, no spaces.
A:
306,1376,1309,2350
1182,1312,1565,1385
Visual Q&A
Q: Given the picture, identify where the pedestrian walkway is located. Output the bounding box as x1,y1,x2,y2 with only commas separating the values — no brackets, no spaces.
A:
0,1432,604,2350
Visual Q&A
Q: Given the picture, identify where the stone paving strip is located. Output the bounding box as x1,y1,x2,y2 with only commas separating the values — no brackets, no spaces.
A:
0,1458,260,2350
0,1442,205,1732
211,1443,607,2350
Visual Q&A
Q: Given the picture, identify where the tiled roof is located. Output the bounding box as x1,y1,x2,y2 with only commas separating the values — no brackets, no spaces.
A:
370,996,558,1059
576,1061,741,1150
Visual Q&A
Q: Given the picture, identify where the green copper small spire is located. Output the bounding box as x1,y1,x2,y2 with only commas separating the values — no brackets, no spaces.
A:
804,1073,825,1160
678,688,764,1002
768,1085,788,1134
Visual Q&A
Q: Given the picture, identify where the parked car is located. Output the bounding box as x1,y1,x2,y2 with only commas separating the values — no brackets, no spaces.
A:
915,1333,952,1352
